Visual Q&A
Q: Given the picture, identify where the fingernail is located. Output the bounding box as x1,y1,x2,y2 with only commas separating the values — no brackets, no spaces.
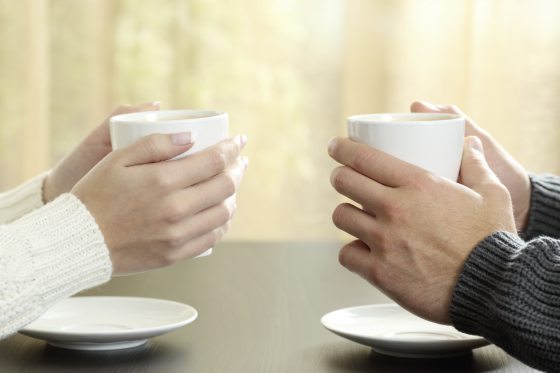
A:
171,132,193,145
327,137,338,154
241,156,249,169
469,136,483,153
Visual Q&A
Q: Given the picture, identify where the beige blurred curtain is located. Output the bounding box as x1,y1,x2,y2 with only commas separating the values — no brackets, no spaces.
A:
344,0,560,174
1,0,560,240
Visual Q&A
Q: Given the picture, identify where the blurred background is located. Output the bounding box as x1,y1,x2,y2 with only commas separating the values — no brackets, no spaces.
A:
1,0,560,241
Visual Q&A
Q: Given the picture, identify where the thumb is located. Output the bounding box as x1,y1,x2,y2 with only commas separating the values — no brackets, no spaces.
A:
116,132,194,166
459,136,499,189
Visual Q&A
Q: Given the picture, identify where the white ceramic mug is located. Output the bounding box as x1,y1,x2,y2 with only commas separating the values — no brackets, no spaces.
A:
110,109,229,257
347,113,465,180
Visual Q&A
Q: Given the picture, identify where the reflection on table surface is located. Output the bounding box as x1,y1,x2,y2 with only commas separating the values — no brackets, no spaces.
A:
0,242,540,373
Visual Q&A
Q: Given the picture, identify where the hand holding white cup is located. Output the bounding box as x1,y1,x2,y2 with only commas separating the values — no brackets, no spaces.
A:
72,109,248,274
347,113,465,180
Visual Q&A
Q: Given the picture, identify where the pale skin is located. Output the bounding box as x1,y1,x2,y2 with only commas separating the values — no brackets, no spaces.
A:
410,101,531,231
43,102,162,203
328,101,529,324
43,103,247,275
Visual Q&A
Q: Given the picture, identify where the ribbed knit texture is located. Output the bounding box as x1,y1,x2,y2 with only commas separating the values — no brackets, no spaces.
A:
0,193,113,339
525,174,560,240
0,172,48,224
451,174,560,372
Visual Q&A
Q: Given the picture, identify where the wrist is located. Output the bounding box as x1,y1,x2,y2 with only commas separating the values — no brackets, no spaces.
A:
42,173,57,203
513,173,531,232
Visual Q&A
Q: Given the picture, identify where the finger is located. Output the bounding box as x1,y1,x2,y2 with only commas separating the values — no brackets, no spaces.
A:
169,198,235,246
175,222,231,260
158,135,247,188
459,136,500,190
330,165,391,212
168,158,246,216
328,137,421,187
410,100,460,115
114,132,195,166
110,101,161,117
338,240,375,279
410,100,446,114
332,203,380,244
86,102,162,150
410,101,485,137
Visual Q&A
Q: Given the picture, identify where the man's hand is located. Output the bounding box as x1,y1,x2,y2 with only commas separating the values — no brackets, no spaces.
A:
43,102,160,203
411,101,530,231
328,136,516,323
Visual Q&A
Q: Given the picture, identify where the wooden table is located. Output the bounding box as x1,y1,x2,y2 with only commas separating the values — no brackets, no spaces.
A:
0,242,540,372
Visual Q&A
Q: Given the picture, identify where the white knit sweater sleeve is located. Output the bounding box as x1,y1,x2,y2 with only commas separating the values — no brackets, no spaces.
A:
0,173,49,224
0,193,113,339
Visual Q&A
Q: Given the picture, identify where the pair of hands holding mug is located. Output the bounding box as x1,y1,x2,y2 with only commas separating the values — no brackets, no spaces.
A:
328,101,530,324
45,100,529,325
43,103,248,275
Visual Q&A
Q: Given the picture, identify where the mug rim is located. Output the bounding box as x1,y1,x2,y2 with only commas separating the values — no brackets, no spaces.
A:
348,112,463,125
110,109,227,124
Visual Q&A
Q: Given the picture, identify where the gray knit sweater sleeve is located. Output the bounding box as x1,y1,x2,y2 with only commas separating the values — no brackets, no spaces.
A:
450,175,560,372
524,174,560,240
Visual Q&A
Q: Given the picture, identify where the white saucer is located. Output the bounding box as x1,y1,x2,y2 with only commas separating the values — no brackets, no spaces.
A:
321,304,489,358
19,296,197,351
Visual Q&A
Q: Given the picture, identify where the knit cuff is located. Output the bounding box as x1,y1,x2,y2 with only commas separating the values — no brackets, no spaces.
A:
0,172,49,224
450,231,524,341
11,193,113,304
524,174,560,240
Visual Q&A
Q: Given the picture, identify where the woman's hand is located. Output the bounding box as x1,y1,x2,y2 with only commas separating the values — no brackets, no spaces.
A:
43,102,160,203
72,132,248,275
411,101,531,231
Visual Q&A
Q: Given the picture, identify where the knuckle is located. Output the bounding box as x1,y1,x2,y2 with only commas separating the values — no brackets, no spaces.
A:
156,249,177,267
210,147,229,172
352,147,376,172
375,196,392,213
381,198,401,220
161,226,185,249
484,181,510,199
371,229,387,250
162,202,184,223
152,168,172,190
142,135,162,158
416,171,439,193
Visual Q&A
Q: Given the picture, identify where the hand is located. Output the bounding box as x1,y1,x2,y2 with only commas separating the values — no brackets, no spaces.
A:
328,136,516,323
72,132,248,275
411,101,531,231
43,102,160,203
